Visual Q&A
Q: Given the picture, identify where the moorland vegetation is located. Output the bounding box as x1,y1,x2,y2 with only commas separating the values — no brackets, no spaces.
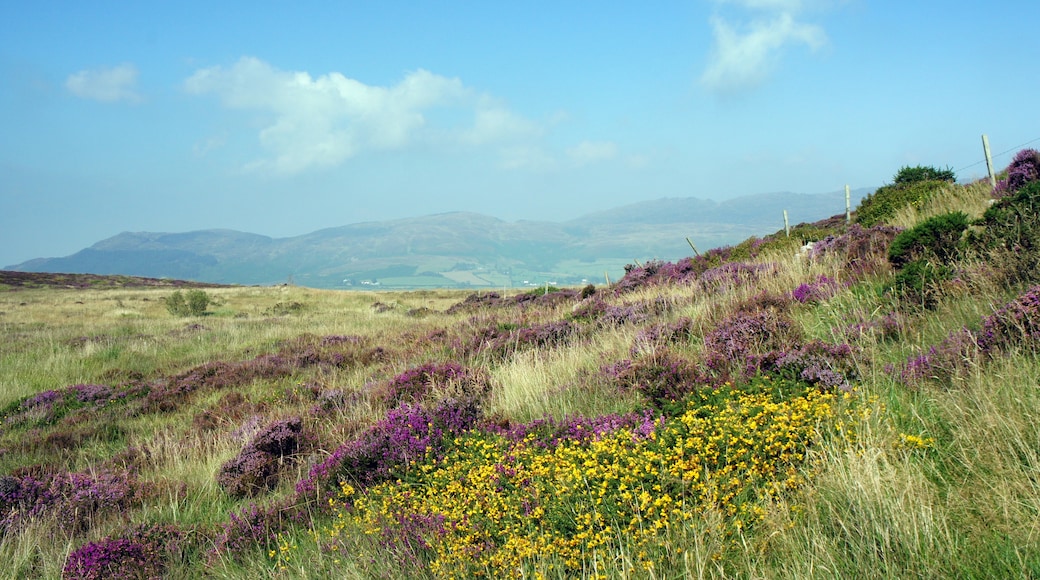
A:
1,154,1040,578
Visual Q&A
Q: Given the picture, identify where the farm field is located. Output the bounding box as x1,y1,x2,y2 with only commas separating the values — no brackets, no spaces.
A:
3,158,1040,578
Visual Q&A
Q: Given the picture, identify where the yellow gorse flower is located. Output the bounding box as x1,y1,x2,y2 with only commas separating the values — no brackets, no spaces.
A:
319,378,862,577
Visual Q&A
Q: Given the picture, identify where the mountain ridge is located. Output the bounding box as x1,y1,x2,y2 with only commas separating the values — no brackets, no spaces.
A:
8,189,871,288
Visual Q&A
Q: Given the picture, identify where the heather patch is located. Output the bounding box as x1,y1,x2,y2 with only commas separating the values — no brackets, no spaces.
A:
898,285,1040,386
378,362,490,407
296,398,482,498
217,417,308,498
602,350,709,407
792,275,841,304
63,524,184,580
810,224,902,278
703,307,802,381
993,148,1040,198
1,468,140,535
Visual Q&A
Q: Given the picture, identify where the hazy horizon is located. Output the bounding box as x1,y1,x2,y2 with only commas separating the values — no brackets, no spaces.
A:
3,1,1039,268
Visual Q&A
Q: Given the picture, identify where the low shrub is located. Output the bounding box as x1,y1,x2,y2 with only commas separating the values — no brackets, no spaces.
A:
165,290,211,317
892,259,954,309
972,180,1040,284
63,524,184,580
887,211,969,268
855,180,950,227
993,148,1040,197
893,164,956,185
217,417,306,498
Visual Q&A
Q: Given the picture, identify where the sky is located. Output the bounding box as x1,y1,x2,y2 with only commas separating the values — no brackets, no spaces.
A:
2,1,1039,267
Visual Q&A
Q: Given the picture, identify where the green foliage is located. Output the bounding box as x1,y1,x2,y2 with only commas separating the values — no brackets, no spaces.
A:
892,259,953,308
971,180,1040,283
893,165,956,185
165,289,211,317
888,212,969,268
856,180,950,227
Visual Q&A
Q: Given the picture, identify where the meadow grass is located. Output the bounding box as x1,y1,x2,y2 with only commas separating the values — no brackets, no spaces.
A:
3,180,1040,578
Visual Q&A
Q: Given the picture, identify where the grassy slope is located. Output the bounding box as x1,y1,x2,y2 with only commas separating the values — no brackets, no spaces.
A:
1,179,1039,578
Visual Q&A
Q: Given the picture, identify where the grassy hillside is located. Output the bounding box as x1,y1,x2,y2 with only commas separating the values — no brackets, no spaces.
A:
1,158,1039,578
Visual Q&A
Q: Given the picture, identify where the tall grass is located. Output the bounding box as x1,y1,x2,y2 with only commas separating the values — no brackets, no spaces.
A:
3,180,1040,578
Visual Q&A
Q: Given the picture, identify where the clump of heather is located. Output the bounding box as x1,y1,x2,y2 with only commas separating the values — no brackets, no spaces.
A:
603,350,708,407
445,292,502,314
457,320,580,359
703,307,802,380
993,148,1040,198
63,524,184,580
630,317,694,356
1,468,139,534
898,285,1040,386
484,409,659,449
296,398,482,498
142,335,376,413
976,284,1040,355
749,341,859,391
698,262,778,293
379,362,488,406
218,417,306,498
810,224,902,278
792,275,841,304
210,501,292,559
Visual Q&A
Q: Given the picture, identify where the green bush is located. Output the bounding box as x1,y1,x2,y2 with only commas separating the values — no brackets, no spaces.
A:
893,164,955,185
165,289,211,317
972,180,1040,283
888,212,968,268
893,259,953,309
855,179,950,227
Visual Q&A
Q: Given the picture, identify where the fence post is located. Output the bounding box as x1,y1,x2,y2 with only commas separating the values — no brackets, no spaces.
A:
783,210,790,237
982,134,997,189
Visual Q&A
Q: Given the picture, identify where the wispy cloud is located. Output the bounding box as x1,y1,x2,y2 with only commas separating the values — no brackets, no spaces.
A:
184,57,542,174
566,140,619,166
65,64,142,103
701,0,827,94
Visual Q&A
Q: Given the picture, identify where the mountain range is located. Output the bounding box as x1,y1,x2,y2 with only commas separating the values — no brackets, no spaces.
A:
7,189,870,289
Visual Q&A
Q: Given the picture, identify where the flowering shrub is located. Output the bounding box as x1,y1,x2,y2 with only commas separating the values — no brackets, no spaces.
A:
630,317,694,356
899,285,1040,386
843,311,904,342
603,351,708,407
296,399,482,497
973,180,1040,284
703,307,802,380
63,524,183,580
749,341,859,391
380,363,488,406
0,468,139,534
810,224,902,279
319,377,859,577
218,417,306,497
698,262,778,293
993,148,1040,197
792,275,840,304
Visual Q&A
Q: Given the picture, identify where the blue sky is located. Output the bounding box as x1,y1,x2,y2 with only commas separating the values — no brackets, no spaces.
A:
2,1,1039,267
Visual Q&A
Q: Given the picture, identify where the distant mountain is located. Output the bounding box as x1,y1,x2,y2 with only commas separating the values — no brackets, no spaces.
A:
7,189,870,289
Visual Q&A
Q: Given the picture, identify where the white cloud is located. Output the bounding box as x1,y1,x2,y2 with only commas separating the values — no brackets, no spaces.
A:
566,141,619,165
65,64,141,103
701,2,827,94
185,57,542,173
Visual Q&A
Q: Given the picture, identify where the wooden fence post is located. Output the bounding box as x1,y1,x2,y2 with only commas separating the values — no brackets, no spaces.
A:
783,210,790,237
982,134,997,189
